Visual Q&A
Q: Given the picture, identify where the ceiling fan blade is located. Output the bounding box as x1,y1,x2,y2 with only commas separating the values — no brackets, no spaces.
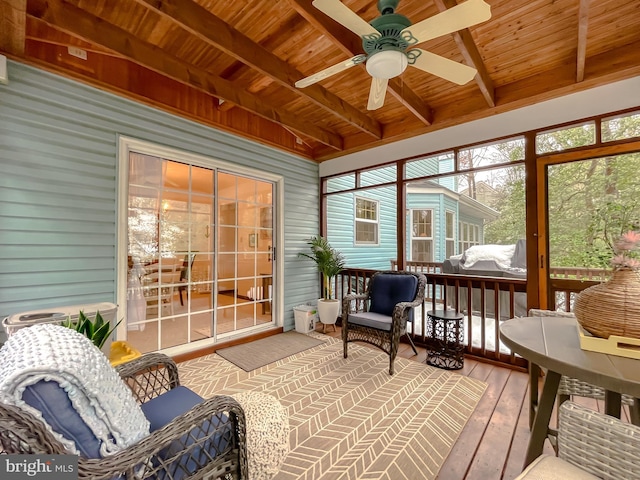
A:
367,77,388,110
295,55,364,88
312,0,379,37
403,0,491,44
411,49,477,85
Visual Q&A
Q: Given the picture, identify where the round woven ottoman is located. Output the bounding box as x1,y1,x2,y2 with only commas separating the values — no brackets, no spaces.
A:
232,391,289,480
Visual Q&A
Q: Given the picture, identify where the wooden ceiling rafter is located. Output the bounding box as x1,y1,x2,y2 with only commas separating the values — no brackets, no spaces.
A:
25,35,123,58
288,0,433,126
576,0,590,83
0,0,26,55
309,36,640,160
2,0,638,162
26,0,344,150
433,0,495,107
134,0,382,140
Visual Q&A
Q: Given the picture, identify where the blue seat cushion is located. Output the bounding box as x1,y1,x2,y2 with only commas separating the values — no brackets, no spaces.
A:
369,274,418,319
141,386,234,480
348,311,393,331
22,380,104,458
141,386,204,431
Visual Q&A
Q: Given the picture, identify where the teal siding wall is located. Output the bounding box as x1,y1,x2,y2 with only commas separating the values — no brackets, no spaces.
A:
405,156,438,178
326,186,397,271
0,62,319,331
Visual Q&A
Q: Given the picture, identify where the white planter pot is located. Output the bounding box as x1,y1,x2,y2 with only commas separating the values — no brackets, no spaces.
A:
317,299,340,332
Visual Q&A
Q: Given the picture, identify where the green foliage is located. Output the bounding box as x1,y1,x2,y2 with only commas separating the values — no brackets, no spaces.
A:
548,152,640,268
481,114,640,271
298,235,345,299
62,311,122,349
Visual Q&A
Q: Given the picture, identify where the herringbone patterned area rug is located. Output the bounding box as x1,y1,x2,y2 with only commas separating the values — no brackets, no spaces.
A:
179,333,487,480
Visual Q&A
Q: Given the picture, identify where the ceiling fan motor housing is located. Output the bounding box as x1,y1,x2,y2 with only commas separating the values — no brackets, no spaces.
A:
366,14,411,51
364,10,413,79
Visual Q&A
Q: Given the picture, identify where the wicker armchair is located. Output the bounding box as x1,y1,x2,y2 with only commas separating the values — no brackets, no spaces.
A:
516,401,640,480
343,270,427,375
0,352,248,480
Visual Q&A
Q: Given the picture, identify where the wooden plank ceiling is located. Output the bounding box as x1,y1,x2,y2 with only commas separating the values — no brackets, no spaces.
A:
1,0,639,162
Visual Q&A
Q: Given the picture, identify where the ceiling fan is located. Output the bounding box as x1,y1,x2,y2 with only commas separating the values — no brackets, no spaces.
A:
295,0,491,110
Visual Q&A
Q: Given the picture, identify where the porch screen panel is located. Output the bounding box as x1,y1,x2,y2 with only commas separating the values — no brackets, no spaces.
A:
326,184,396,272
547,153,640,310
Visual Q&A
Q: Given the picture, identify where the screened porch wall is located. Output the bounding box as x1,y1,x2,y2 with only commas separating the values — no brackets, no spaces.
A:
0,61,320,332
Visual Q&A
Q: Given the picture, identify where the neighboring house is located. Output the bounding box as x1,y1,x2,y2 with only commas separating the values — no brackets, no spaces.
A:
326,163,499,271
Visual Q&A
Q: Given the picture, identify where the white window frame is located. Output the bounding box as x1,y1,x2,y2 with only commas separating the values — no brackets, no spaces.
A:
354,197,379,245
410,209,434,262
445,210,456,258
458,220,480,253
116,136,284,357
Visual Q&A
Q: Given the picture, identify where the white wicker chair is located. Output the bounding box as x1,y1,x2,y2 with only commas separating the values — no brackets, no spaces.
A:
516,401,640,480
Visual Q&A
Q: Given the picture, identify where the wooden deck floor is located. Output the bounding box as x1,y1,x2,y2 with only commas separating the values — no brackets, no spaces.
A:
322,325,620,480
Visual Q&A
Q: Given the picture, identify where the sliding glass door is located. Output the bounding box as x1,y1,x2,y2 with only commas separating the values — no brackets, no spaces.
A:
121,140,276,354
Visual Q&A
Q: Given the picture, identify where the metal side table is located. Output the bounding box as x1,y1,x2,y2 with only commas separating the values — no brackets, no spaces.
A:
426,309,464,370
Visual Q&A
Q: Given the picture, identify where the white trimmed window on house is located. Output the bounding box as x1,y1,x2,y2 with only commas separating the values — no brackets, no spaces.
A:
446,210,456,258
355,197,379,244
458,221,480,253
411,209,433,261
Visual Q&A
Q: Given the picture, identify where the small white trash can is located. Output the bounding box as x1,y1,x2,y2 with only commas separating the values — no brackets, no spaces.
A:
293,305,318,334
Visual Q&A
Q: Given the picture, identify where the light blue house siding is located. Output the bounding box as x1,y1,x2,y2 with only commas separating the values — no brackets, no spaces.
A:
327,159,490,268
326,186,397,271
0,61,320,332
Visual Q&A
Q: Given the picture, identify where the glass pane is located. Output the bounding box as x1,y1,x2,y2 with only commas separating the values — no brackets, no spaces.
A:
411,239,432,261
165,162,189,190
536,122,596,154
459,137,525,170
405,152,454,179
127,150,276,351
326,173,355,193
602,111,640,142
192,165,214,194
360,165,396,187
218,172,236,199
326,185,396,271
548,153,640,282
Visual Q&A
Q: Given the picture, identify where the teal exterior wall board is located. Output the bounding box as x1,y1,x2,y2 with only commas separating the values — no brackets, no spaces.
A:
0,61,319,333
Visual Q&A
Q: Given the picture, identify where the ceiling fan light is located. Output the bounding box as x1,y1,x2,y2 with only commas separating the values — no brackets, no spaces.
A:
366,50,408,79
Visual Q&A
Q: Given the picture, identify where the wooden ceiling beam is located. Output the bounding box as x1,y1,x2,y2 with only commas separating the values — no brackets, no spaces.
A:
0,0,26,55
433,0,495,108
134,0,382,139
313,39,640,160
25,35,122,58
27,0,343,150
576,0,590,82
288,0,433,125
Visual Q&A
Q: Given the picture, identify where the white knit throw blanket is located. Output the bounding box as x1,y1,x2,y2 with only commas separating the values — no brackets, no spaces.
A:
0,324,150,456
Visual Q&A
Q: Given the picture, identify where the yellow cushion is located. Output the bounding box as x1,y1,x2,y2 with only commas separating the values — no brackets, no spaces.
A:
109,341,141,366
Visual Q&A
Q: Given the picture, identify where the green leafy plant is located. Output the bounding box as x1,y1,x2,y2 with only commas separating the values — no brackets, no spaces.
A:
298,235,345,300
62,311,122,349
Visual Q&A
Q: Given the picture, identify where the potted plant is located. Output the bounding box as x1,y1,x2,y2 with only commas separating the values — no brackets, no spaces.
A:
62,310,122,353
298,235,345,330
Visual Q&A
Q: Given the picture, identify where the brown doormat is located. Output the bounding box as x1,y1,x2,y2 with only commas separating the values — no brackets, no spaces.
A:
215,331,325,371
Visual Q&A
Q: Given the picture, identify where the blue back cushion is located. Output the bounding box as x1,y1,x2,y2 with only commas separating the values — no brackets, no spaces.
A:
369,274,418,317
22,380,104,458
